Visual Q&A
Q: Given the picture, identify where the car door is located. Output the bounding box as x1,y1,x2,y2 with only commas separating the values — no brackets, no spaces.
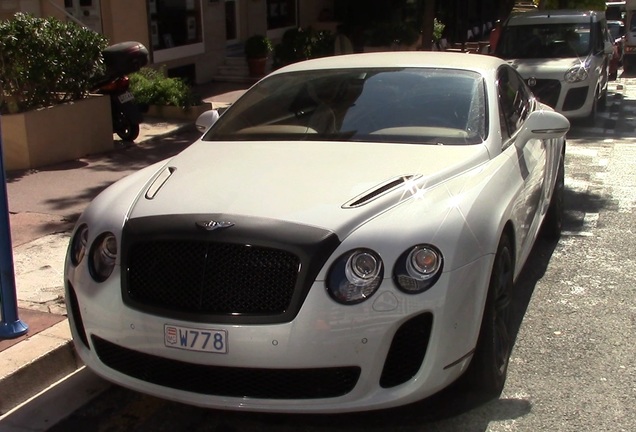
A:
497,65,549,265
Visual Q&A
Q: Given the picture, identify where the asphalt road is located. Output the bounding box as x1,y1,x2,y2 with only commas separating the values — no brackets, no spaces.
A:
16,75,636,432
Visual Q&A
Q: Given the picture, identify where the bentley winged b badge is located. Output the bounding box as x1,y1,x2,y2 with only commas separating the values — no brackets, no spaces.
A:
195,220,235,231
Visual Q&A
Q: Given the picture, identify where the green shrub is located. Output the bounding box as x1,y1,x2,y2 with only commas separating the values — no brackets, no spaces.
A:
244,35,273,59
433,18,445,42
129,67,199,108
273,27,334,69
0,13,108,114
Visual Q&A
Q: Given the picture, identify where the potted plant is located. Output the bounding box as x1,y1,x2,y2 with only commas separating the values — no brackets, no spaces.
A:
244,34,273,77
129,67,212,121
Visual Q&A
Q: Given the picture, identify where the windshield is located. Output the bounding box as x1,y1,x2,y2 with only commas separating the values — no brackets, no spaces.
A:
203,68,487,145
497,22,593,59
608,21,623,40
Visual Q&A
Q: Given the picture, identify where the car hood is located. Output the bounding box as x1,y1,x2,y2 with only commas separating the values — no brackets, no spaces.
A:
506,56,590,76
128,140,490,237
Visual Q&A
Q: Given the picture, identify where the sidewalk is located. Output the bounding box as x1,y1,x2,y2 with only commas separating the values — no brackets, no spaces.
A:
0,81,248,417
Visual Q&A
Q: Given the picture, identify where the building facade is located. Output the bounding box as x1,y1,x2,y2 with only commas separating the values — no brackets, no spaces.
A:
1,0,333,83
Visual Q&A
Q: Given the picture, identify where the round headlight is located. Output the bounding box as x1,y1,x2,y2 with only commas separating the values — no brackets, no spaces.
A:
347,251,381,282
89,232,117,282
564,65,588,83
407,246,442,278
70,224,88,266
327,249,383,304
394,245,443,294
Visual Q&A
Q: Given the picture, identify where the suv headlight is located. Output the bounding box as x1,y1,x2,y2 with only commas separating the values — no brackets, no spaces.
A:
326,249,383,304
564,64,589,83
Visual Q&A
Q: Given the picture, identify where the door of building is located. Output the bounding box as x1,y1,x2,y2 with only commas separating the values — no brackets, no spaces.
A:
225,0,239,43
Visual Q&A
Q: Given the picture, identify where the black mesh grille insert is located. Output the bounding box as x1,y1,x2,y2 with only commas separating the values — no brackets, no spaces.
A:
563,86,588,111
127,241,300,315
92,336,361,399
380,313,433,388
528,79,561,109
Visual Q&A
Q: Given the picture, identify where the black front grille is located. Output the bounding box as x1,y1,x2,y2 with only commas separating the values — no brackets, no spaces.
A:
128,241,300,315
121,214,341,324
92,336,361,399
528,79,560,108
380,313,433,388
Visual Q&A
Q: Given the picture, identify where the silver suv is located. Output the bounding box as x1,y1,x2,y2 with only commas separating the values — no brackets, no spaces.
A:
495,10,614,120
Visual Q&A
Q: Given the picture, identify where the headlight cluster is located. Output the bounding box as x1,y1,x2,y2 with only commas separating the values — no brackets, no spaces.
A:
69,224,118,282
326,245,443,305
393,245,443,294
327,249,383,304
564,65,589,83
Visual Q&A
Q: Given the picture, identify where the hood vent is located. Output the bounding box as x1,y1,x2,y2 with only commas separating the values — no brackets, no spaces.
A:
343,175,421,209
145,167,175,199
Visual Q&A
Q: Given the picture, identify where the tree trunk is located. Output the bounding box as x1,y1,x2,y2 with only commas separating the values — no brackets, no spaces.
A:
420,0,436,50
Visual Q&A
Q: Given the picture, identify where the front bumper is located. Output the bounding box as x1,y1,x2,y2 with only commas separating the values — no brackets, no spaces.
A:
65,255,493,413
527,78,595,119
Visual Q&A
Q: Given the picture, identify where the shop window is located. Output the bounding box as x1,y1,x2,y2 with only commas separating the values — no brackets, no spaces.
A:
267,0,297,30
149,0,202,51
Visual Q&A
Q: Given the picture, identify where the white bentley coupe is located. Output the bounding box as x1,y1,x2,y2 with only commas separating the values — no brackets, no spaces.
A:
65,52,569,413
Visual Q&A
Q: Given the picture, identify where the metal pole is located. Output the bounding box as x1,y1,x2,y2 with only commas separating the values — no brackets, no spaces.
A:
0,114,28,339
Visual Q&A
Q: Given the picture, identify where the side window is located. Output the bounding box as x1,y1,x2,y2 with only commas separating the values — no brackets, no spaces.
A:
594,21,608,52
497,66,532,139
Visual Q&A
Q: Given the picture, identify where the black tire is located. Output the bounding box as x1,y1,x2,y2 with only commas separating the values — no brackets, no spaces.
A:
464,234,514,398
114,112,140,141
542,154,565,240
598,86,608,111
586,91,598,121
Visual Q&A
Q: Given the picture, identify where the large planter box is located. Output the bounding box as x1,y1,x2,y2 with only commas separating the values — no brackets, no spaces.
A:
1,95,112,171
144,102,213,122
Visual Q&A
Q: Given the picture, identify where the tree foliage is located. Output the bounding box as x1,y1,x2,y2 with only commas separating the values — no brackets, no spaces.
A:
535,0,607,10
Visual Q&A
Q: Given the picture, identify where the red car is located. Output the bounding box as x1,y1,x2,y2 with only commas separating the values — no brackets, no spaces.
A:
608,20,625,80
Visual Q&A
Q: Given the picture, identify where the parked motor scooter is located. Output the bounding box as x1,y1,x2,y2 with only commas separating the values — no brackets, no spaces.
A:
94,42,149,141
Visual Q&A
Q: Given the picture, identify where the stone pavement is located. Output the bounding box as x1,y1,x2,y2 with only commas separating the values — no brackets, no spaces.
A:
0,81,248,417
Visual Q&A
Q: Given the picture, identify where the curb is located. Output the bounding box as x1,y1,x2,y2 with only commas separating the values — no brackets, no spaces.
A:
1,120,193,416
0,321,79,416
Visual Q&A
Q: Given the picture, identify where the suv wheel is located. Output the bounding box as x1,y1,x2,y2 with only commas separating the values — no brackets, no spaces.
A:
598,86,608,111
586,92,598,121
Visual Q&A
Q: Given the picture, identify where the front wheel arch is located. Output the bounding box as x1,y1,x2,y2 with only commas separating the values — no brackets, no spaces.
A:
461,229,515,398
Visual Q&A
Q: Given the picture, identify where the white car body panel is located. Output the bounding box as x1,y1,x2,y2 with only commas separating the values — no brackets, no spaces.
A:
131,141,490,240
508,56,601,119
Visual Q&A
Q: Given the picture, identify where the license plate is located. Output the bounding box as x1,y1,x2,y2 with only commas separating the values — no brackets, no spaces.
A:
164,324,228,354
118,91,134,104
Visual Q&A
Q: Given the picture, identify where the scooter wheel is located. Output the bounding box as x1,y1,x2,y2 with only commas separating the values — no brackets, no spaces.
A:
115,112,140,141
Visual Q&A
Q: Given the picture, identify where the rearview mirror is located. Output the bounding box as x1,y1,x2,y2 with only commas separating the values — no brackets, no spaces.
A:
516,109,570,144
195,109,220,133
